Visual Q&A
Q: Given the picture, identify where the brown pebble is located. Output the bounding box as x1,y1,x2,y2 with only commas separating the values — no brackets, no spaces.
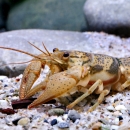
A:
92,122,102,130
119,121,123,126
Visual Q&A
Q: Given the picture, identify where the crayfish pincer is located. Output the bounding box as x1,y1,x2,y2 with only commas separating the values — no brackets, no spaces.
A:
0,42,130,113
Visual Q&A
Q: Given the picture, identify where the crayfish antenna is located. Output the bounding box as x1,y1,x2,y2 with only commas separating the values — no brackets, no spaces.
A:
0,46,44,60
28,42,48,56
42,42,65,65
42,42,51,56
0,60,32,67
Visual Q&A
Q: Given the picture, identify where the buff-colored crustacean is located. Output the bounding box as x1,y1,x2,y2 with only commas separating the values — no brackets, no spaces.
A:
0,42,130,113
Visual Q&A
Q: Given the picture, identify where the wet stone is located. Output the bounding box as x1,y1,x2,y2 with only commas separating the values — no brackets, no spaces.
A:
106,105,115,112
44,119,49,123
18,117,30,126
4,84,8,87
115,105,127,111
92,122,102,130
57,122,69,129
48,108,65,116
12,117,22,125
50,119,57,126
118,115,123,121
68,110,80,122
128,110,130,115
0,100,9,108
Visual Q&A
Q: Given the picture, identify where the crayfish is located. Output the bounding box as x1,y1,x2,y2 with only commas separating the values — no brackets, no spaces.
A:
0,42,130,113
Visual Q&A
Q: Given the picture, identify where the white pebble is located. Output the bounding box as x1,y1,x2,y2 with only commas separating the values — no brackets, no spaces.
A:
111,125,119,130
0,76,8,80
115,105,127,111
0,100,9,108
0,90,5,94
63,114,68,120
114,118,119,125
106,105,115,111
11,96,19,100
57,116,64,122
18,117,30,126
113,111,122,116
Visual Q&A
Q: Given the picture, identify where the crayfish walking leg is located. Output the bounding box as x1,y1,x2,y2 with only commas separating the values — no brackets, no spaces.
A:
67,79,103,109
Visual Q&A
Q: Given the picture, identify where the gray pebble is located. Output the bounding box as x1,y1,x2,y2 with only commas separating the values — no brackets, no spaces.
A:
68,110,80,122
48,108,65,116
57,122,69,129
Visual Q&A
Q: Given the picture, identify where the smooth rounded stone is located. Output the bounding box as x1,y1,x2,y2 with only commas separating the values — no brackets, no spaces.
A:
83,0,130,36
68,110,80,122
17,117,30,126
98,119,109,125
56,116,64,122
91,122,102,130
0,100,9,108
44,119,49,123
111,125,119,130
113,111,122,116
7,0,87,31
62,114,68,120
106,105,115,111
118,123,130,130
117,115,123,121
48,108,65,116
50,119,57,126
115,105,127,111
113,118,119,125
0,76,8,80
57,122,69,129
12,117,22,126
0,89,5,94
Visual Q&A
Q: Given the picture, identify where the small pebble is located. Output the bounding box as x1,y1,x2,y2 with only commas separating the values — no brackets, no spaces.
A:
50,119,57,126
111,125,119,130
118,115,123,121
44,119,49,123
57,122,69,129
68,110,80,122
0,90,5,94
114,98,119,103
115,105,127,111
118,123,130,130
4,84,8,87
0,76,7,80
106,105,115,111
10,89,14,93
57,116,64,122
63,114,68,120
12,118,22,126
113,111,121,116
48,108,65,116
98,119,109,125
18,117,30,126
92,122,102,130
128,110,130,115
101,125,110,130
114,118,119,125
0,100,9,108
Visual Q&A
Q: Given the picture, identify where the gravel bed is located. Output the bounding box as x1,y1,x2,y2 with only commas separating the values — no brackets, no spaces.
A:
0,64,130,130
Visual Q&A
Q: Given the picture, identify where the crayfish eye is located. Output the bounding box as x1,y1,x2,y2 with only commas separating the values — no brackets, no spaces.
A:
53,48,59,52
63,52,69,57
